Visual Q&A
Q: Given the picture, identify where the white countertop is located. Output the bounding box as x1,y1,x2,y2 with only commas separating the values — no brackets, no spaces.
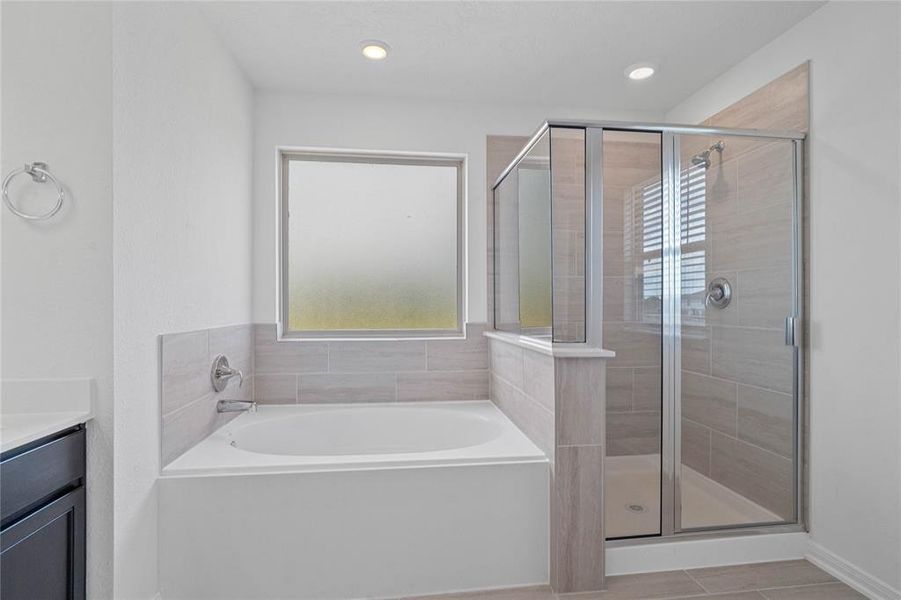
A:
1,411,92,454
1,379,94,454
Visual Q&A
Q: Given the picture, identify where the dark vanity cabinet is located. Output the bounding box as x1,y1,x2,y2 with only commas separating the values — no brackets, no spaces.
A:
1,426,86,600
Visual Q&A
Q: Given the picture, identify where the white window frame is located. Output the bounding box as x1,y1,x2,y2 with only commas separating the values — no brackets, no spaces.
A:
277,147,466,340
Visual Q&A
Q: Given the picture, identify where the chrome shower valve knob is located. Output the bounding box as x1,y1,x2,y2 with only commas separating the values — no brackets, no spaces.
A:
705,277,732,309
210,354,244,392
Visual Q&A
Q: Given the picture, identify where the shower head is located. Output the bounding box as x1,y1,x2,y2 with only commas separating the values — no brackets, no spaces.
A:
691,140,725,169
691,153,712,169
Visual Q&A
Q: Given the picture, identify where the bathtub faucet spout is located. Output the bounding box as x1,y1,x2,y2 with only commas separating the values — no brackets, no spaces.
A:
217,399,257,414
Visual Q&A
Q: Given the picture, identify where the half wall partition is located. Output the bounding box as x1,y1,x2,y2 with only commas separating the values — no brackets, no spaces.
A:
491,121,804,549
490,125,609,592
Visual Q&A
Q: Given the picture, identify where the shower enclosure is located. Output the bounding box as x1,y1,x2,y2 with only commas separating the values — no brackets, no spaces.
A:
493,121,804,540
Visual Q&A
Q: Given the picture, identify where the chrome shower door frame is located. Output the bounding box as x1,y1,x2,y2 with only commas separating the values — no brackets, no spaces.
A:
661,131,681,536
576,122,805,539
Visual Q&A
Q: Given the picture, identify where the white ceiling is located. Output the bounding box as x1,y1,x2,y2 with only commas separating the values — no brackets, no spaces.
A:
202,1,823,112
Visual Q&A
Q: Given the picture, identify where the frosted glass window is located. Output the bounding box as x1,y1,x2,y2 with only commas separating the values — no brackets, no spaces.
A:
282,154,463,336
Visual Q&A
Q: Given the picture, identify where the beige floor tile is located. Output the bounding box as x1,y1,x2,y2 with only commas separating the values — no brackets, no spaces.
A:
686,560,835,593
559,570,705,599
757,582,866,599
673,593,765,600
401,585,554,600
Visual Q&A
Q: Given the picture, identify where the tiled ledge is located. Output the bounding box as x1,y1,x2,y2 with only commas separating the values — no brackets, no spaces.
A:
483,330,615,359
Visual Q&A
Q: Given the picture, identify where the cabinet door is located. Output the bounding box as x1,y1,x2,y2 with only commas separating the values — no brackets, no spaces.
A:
1,487,85,600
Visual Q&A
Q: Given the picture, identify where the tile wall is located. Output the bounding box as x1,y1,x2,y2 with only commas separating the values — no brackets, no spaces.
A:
488,336,607,593
159,324,253,466
489,338,555,459
696,61,809,521
253,322,490,404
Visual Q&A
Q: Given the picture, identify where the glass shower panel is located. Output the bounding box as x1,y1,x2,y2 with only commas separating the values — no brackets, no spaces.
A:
550,127,586,343
677,134,797,530
494,131,551,335
602,130,664,539
518,135,552,336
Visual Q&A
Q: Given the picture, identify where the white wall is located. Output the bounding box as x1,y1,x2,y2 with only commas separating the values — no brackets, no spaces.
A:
668,1,901,592
1,3,114,598
112,3,254,597
252,92,661,325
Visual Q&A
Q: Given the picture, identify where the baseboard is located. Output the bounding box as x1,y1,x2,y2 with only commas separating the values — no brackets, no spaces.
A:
806,541,901,600
606,532,809,575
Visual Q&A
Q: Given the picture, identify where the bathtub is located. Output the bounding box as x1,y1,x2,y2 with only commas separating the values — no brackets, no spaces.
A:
159,401,549,599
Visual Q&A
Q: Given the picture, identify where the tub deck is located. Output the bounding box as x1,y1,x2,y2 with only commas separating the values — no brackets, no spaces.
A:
162,400,547,477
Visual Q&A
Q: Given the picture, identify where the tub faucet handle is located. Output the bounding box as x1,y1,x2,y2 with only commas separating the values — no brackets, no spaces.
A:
211,355,244,392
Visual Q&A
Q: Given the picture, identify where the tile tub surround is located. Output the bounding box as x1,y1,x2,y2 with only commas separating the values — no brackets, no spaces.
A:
159,324,253,466
161,323,489,465
489,338,555,459
395,559,861,600
488,334,609,593
253,322,490,403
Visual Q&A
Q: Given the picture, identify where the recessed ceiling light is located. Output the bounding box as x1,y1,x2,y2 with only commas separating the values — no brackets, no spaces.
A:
361,40,389,61
625,63,656,81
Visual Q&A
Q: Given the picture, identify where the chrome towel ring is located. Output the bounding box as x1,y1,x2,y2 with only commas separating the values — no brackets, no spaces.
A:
2,162,65,221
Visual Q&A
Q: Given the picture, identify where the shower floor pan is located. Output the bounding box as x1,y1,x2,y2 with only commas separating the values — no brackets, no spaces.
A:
606,454,780,538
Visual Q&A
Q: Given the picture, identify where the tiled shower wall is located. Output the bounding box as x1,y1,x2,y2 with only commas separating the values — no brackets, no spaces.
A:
160,324,254,465
253,323,489,404
694,62,809,520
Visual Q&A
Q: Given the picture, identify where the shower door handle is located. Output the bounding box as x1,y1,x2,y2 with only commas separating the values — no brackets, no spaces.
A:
784,316,801,347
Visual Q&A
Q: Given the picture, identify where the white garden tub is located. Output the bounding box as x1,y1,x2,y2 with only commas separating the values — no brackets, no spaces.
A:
159,401,548,599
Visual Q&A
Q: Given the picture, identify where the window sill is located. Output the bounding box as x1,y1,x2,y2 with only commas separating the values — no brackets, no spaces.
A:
276,328,467,343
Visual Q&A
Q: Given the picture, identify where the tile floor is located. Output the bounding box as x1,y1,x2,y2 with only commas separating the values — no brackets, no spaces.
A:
400,560,866,600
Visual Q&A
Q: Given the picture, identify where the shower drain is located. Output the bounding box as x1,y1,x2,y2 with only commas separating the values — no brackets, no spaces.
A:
626,503,646,513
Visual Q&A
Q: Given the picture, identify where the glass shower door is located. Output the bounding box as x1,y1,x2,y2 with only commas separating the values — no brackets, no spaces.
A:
675,134,800,531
